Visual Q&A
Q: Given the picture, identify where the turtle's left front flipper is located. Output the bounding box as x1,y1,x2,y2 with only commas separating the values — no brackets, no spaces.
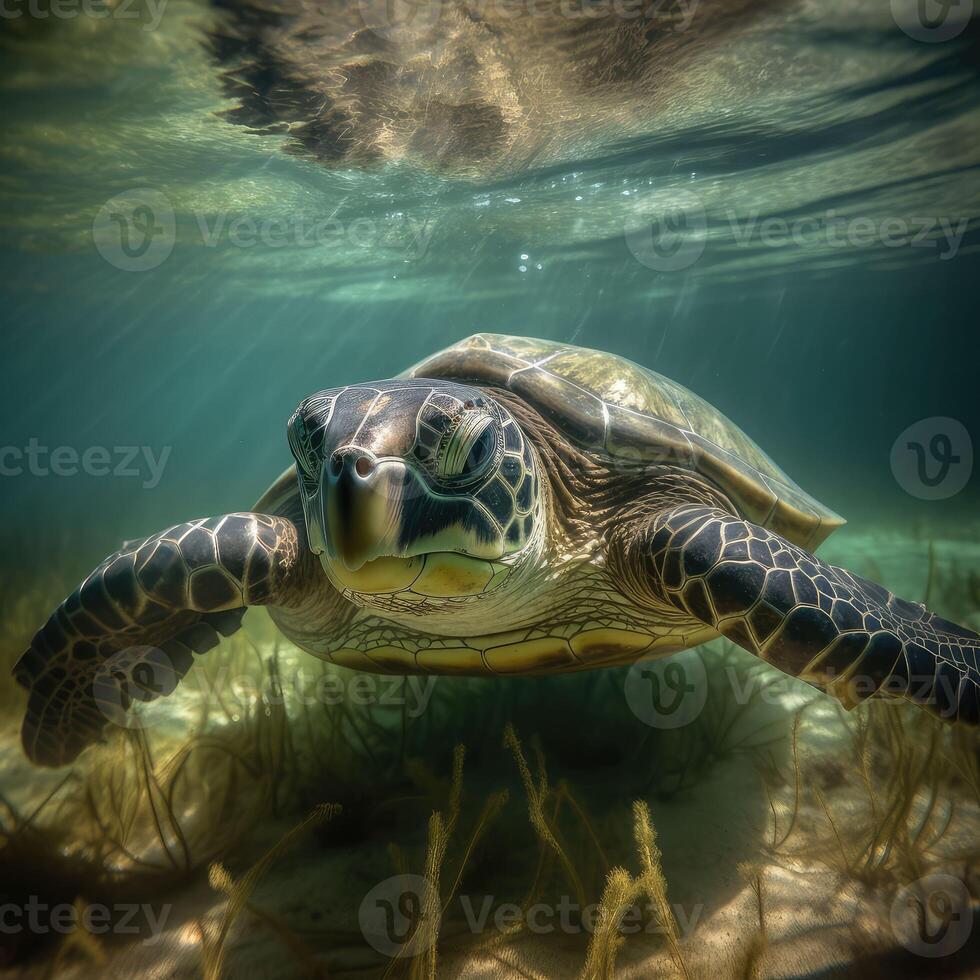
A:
14,513,306,767
613,504,980,724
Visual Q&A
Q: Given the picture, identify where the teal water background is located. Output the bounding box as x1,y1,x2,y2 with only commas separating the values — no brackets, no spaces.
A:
2,0,979,577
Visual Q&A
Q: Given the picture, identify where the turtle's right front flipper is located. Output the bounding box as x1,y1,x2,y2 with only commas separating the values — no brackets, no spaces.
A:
614,505,980,725
14,513,304,767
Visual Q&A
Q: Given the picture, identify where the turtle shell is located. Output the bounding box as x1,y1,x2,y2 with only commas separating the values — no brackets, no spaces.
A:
406,333,845,550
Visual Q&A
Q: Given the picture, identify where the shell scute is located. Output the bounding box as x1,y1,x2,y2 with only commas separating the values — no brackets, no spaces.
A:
603,403,696,469
507,365,604,445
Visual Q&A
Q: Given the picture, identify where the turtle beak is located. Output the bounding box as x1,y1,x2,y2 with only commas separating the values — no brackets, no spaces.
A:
321,448,406,571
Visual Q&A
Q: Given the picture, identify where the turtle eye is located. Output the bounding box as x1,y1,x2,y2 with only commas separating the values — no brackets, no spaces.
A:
461,426,496,477
437,413,498,483
288,414,318,484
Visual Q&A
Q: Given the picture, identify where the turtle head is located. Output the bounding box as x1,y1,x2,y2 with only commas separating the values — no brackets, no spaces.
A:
287,380,542,599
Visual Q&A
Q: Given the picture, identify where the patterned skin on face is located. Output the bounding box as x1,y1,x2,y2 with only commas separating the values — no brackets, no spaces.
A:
287,380,542,600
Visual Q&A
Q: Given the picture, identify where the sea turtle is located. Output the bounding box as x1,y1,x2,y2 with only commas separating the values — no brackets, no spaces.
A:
15,334,980,766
